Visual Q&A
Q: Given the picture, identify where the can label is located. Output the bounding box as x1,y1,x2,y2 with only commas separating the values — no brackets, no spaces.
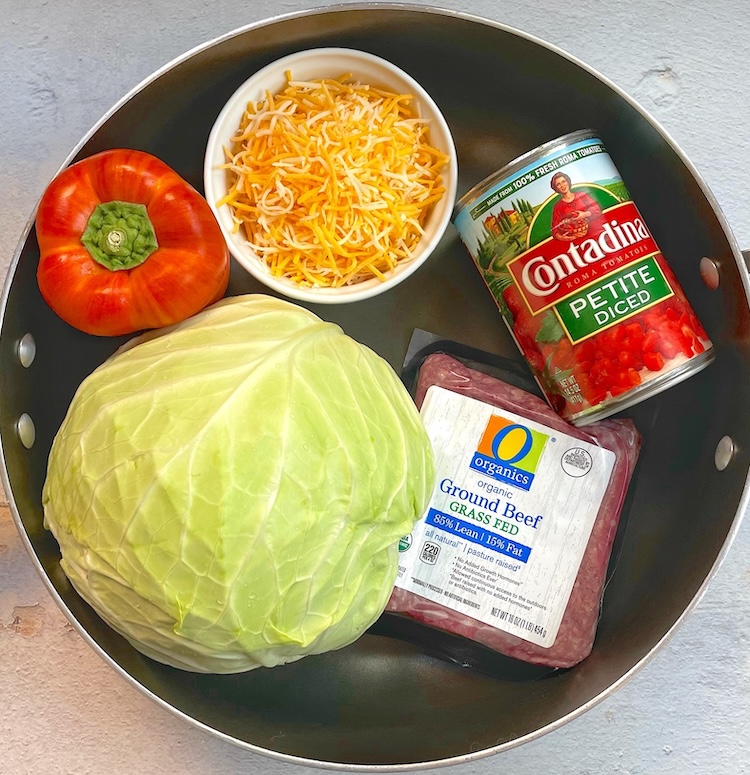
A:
453,132,714,424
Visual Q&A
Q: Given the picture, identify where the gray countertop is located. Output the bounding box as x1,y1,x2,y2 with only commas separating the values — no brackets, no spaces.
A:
2,1,750,773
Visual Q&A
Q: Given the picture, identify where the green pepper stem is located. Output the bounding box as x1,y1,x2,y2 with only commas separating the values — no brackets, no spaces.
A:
81,201,158,271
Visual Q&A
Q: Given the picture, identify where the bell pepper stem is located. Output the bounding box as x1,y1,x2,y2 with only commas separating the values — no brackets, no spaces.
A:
81,201,158,270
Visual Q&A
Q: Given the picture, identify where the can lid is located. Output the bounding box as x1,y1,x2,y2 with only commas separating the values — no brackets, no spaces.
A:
453,128,600,220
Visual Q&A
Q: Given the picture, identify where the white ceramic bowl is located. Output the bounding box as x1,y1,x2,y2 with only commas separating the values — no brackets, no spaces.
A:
203,47,458,304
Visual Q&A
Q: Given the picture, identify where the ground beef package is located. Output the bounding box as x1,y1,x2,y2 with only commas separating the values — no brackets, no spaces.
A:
381,333,641,671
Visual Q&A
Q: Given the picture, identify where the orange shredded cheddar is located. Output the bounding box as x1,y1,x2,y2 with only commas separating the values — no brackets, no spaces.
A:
218,72,450,287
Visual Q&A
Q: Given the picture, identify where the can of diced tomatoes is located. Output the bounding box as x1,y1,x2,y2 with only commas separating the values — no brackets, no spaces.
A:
452,129,714,426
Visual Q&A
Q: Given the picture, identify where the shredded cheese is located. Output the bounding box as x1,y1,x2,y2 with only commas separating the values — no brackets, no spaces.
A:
218,71,450,288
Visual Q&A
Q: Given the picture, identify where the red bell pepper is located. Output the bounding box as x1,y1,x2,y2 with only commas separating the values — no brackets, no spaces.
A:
36,149,230,336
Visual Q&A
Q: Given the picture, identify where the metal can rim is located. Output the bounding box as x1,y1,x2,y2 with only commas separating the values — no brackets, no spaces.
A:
452,128,599,220
570,348,715,426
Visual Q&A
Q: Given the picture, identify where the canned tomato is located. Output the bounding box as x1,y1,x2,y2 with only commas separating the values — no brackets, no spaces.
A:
452,129,714,425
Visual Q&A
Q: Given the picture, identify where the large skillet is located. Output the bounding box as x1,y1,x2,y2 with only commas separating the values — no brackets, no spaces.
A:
2,4,749,770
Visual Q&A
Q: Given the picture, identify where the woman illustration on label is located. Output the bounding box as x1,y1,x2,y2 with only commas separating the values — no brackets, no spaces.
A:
550,172,602,242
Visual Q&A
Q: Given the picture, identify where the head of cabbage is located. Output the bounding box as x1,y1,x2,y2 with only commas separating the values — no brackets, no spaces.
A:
43,295,434,673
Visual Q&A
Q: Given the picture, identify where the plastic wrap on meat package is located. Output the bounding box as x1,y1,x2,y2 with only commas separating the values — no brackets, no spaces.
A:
379,332,641,672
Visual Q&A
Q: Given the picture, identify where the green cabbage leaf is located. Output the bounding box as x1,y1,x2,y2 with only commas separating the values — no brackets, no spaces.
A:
42,295,434,673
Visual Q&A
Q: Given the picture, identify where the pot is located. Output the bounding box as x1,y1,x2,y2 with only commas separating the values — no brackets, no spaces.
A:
1,4,748,769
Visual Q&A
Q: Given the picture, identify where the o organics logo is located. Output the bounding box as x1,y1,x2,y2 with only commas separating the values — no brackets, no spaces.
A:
469,415,548,491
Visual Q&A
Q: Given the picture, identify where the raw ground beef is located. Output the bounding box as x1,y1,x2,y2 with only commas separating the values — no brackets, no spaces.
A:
386,353,641,668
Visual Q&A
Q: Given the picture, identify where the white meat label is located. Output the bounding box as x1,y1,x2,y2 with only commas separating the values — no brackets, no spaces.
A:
394,385,615,647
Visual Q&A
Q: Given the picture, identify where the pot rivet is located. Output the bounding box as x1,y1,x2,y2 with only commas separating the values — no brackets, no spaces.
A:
16,413,35,449
714,435,735,471
17,333,36,367
699,257,720,290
